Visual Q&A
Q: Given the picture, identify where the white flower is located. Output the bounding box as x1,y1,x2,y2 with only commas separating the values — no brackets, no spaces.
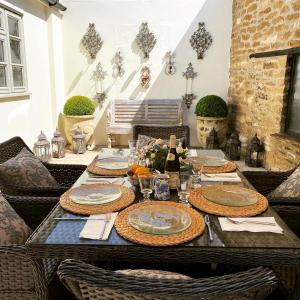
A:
155,138,164,145
176,146,184,154
162,144,168,149
179,157,183,163
151,153,156,159
139,153,145,159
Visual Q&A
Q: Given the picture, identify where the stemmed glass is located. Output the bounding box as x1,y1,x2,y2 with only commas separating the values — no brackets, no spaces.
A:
177,174,191,206
128,140,137,153
188,174,202,190
138,174,154,202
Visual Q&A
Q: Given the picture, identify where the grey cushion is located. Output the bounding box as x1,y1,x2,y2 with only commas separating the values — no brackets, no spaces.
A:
0,147,59,188
0,194,32,244
268,166,300,198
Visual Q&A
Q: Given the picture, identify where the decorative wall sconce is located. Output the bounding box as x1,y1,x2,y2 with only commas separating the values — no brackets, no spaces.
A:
112,51,124,77
81,23,102,59
140,66,151,89
182,62,197,109
164,51,176,75
92,62,107,107
135,22,156,59
190,22,213,59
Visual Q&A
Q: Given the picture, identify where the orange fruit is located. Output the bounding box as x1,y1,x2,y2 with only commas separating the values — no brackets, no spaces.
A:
135,166,148,174
138,172,153,178
131,165,140,173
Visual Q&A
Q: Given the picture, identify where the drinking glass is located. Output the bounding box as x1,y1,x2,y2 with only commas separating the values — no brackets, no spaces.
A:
138,175,154,202
188,174,202,190
128,140,137,152
177,174,190,206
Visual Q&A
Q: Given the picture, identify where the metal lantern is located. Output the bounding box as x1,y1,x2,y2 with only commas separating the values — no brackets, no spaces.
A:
33,131,51,162
51,128,65,158
225,131,241,161
245,134,264,167
206,127,219,149
72,126,86,154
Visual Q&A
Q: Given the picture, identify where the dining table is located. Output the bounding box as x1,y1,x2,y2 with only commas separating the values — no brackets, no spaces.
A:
26,148,300,269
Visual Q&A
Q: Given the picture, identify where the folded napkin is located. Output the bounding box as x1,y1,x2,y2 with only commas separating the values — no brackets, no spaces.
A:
80,212,118,240
84,177,132,188
201,172,241,182
219,217,283,234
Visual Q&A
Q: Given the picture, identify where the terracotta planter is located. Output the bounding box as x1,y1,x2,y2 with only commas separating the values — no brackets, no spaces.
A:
61,114,95,145
196,116,228,148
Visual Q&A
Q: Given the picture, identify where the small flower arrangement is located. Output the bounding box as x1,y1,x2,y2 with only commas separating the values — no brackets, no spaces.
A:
139,138,188,172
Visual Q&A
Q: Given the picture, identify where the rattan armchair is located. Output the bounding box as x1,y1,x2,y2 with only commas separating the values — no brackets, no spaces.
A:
0,137,86,229
133,125,190,148
58,259,277,300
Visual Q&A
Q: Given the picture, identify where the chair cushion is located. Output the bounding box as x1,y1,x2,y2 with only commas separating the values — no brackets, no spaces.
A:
0,147,59,188
268,166,300,198
116,269,190,280
137,134,184,150
0,194,32,244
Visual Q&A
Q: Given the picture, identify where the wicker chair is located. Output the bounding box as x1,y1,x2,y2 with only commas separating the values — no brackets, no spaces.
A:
0,137,86,229
133,125,190,148
57,259,277,300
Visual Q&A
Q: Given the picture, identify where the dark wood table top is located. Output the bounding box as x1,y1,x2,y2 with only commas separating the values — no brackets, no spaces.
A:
26,149,300,267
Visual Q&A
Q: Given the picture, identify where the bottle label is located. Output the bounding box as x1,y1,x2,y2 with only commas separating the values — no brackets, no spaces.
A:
165,171,179,189
167,153,175,161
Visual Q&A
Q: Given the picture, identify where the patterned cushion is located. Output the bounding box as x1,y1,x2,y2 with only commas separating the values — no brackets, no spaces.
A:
0,194,32,244
137,134,184,150
116,269,190,280
0,147,59,188
268,166,300,198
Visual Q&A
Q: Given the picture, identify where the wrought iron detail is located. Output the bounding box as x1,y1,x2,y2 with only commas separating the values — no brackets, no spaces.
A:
140,66,151,89
92,62,107,81
92,62,107,107
182,63,197,109
135,22,156,59
112,51,124,77
164,51,176,75
190,22,213,59
182,62,197,79
81,23,102,59
182,94,196,109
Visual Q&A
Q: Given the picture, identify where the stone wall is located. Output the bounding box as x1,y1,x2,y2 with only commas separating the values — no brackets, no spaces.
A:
229,0,300,170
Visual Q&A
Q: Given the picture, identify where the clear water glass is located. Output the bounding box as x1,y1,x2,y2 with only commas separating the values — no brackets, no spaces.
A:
177,174,190,206
138,175,154,202
128,140,137,152
188,174,202,190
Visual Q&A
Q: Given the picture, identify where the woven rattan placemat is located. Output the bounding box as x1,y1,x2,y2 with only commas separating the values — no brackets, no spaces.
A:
60,184,135,215
87,161,128,176
115,201,205,246
189,185,268,217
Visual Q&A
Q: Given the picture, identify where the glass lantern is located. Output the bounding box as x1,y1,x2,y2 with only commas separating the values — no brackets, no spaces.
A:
245,134,264,167
225,131,241,161
206,127,219,149
51,128,65,158
72,126,86,154
33,131,51,162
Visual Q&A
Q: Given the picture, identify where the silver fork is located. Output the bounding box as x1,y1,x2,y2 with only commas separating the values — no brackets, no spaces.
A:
226,217,276,226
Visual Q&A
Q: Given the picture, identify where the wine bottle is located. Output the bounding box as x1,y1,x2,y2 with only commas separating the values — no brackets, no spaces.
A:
165,135,180,189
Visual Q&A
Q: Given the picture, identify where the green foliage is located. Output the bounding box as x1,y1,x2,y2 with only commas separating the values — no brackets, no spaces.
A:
63,96,95,116
194,95,228,117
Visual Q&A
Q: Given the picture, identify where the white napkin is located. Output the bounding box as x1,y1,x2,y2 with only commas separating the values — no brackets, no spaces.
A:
80,212,118,240
201,172,241,182
84,177,132,188
219,217,283,234
189,149,198,157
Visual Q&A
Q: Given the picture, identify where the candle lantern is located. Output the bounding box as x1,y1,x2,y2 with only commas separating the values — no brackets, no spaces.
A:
51,128,65,158
225,131,241,161
72,127,86,154
33,131,51,162
206,127,219,149
245,134,264,167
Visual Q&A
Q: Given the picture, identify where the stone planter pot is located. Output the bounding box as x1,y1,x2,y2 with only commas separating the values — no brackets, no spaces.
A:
61,114,95,145
196,116,228,148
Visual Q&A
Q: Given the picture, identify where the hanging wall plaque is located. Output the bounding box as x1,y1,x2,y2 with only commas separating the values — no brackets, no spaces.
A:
135,22,156,59
112,51,124,77
81,23,103,59
140,66,151,89
165,51,176,75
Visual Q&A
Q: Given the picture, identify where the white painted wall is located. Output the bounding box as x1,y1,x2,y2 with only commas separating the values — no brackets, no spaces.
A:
62,0,233,146
0,0,63,147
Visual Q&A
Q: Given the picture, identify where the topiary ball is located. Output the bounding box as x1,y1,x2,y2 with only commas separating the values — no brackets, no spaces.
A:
194,95,228,118
63,96,95,116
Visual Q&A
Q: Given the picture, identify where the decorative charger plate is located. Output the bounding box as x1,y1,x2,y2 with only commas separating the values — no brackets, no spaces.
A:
128,205,192,235
186,156,228,167
96,157,128,170
115,201,205,246
189,185,268,217
88,158,128,176
60,184,135,215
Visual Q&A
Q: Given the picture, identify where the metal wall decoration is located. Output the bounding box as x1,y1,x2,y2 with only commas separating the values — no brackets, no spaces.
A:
190,22,213,59
140,66,151,89
182,62,197,109
92,62,107,106
112,51,124,77
81,23,102,59
135,22,156,59
164,51,176,75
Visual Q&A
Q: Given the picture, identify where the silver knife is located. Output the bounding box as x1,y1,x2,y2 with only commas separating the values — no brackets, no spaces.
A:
205,215,213,241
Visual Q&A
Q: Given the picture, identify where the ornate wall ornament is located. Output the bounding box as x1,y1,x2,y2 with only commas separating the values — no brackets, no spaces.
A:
164,51,176,75
81,23,103,59
92,62,107,106
135,22,156,59
182,62,198,109
112,51,124,77
190,22,213,59
140,66,151,89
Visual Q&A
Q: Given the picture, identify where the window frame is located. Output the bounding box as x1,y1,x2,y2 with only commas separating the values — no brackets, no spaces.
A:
0,6,27,95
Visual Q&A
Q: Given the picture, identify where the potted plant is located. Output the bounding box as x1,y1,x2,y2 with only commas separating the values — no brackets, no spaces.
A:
194,95,228,148
61,95,96,145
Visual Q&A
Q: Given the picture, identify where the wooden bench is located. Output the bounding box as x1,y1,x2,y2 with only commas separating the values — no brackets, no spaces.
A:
107,99,183,145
